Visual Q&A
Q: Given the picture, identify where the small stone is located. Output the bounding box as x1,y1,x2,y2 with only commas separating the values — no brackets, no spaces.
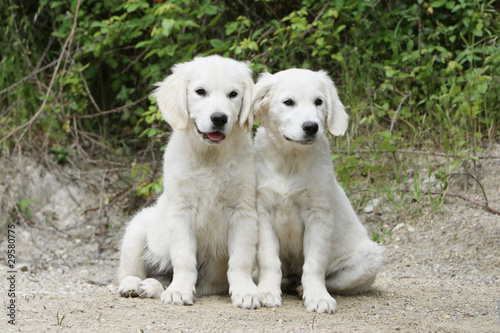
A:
364,198,380,213
16,263,31,272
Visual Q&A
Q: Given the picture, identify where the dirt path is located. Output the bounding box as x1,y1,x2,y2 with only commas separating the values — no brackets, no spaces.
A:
2,146,499,332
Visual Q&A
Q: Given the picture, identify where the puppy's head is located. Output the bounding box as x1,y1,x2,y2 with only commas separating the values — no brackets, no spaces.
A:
252,69,348,145
153,55,254,145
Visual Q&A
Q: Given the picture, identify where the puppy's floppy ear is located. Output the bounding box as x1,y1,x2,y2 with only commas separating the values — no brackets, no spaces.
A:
152,63,190,131
238,66,255,133
251,72,274,122
319,71,348,136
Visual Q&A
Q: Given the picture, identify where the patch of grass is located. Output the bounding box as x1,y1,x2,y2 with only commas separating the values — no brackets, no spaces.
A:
15,198,37,220
371,228,393,244
56,311,66,326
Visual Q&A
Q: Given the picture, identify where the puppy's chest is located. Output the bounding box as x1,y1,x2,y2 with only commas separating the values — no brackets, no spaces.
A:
266,187,307,263
173,163,244,213
171,164,244,256
260,174,311,239
260,171,311,210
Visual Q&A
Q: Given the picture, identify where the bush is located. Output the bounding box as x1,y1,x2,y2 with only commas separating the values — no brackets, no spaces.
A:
2,0,498,146
1,0,498,213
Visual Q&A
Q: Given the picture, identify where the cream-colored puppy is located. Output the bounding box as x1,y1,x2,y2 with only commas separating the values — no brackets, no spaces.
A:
253,69,383,314
118,55,260,309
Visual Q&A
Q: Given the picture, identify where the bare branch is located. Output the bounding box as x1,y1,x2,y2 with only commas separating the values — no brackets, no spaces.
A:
393,171,499,229
298,1,331,40
0,59,58,96
75,96,148,119
390,92,410,133
331,149,500,159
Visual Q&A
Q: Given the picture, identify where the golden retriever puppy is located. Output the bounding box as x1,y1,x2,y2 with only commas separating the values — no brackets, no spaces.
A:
253,69,383,313
118,56,260,309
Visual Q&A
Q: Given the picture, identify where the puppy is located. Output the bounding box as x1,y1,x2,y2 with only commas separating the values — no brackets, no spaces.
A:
252,69,383,313
118,55,260,309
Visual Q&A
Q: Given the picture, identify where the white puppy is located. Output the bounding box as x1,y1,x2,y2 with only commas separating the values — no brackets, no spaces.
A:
118,55,260,309
252,69,383,314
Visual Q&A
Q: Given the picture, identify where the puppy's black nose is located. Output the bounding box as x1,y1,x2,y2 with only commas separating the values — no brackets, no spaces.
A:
302,121,318,136
211,112,228,127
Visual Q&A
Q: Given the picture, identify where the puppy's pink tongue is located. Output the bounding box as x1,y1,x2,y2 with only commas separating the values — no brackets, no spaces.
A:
207,131,223,141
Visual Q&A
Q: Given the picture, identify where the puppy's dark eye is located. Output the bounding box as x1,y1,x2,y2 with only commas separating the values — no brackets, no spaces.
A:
315,98,323,106
195,88,206,96
228,90,238,98
283,98,295,106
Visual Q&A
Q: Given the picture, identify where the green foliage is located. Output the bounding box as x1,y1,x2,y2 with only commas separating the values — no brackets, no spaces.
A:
130,162,163,197
371,228,393,244
1,0,498,216
16,198,38,220
136,177,163,198
50,145,71,164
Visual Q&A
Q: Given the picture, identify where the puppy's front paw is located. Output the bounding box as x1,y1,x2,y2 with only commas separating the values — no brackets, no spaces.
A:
303,293,337,314
118,276,142,297
161,288,194,306
231,284,261,309
139,278,164,298
259,289,282,307
231,292,261,309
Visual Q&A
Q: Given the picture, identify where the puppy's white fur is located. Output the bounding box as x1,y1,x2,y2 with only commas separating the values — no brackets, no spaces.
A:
118,55,260,309
253,69,383,314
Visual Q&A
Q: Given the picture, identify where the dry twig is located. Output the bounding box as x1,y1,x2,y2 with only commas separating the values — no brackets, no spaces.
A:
394,171,499,230
298,1,331,40
75,96,148,119
390,92,411,133
332,149,500,160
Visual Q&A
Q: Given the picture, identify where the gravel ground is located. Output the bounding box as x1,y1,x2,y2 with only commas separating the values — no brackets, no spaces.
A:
1,145,499,332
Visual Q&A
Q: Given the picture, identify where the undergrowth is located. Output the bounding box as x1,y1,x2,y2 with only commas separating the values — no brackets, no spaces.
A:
1,0,498,236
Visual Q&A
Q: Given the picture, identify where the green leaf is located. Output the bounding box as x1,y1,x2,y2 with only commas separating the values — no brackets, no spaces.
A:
162,18,175,37
125,3,140,12
210,39,226,49
135,40,153,48
225,22,239,35
477,83,488,94
204,5,219,16
450,85,461,96
378,130,392,138
431,1,446,8
385,68,400,78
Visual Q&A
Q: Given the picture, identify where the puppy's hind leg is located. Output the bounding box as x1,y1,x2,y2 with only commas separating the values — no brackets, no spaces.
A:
138,278,165,298
118,206,153,297
326,180,384,294
325,241,384,295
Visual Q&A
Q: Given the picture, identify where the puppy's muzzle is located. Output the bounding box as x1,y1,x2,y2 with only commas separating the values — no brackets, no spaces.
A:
302,121,318,136
283,121,319,145
197,112,228,143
